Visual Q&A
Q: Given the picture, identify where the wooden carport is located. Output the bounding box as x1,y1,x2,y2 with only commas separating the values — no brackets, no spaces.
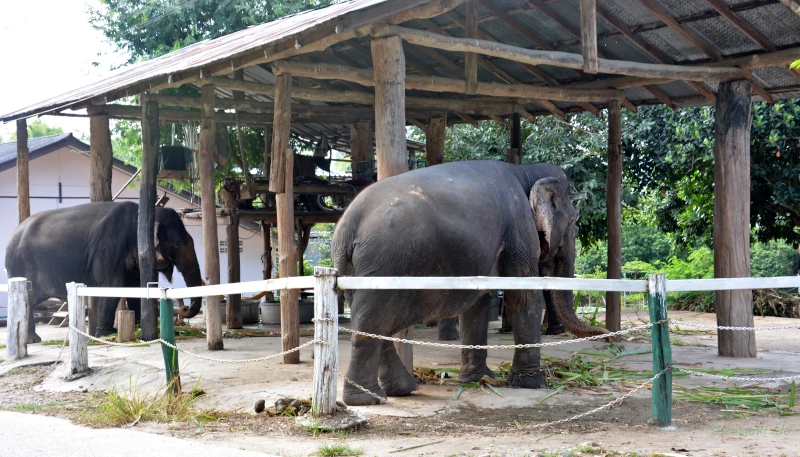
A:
3,0,800,364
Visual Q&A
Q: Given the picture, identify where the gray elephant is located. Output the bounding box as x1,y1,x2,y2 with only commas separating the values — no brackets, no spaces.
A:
5,202,203,342
332,161,609,406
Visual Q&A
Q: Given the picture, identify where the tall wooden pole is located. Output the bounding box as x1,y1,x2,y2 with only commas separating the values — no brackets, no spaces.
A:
89,105,113,202
464,1,478,95
580,0,599,74
139,98,159,341
508,112,522,164
200,84,224,350
16,119,29,223
714,80,756,358
372,36,413,374
426,115,446,167
271,73,300,364
261,221,274,302
225,70,246,330
349,121,373,179
606,99,622,333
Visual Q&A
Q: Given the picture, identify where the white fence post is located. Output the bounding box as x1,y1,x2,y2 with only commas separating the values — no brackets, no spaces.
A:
67,282,89,379
6,278,29,361
312,267,339,417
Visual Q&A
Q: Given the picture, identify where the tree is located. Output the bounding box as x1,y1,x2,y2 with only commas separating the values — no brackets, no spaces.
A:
90,0,331,63
9,119,64,140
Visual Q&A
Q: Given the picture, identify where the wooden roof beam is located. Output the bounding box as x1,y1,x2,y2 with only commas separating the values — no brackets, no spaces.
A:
638,0,774,103
580,0,598,74
779,0,800,16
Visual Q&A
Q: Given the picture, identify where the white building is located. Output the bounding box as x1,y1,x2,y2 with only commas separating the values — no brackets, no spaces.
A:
0,133,265,317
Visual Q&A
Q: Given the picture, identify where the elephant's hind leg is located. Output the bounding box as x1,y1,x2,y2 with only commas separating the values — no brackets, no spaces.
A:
437,317,459,341
504,289,547,389
26,295,43,344
378,340,418,397
343,334,386,406
457,294,494,383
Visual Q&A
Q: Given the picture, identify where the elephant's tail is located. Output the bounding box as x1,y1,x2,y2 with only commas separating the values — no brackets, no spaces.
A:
331,216,357,277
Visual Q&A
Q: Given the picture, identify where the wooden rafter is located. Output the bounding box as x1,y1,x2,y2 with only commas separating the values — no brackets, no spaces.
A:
464,1,479,94
638,0,774,103
778,0,800,16
580,0,598,74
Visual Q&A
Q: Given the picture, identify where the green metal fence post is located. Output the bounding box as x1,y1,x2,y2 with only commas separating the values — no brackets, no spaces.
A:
648,273,672,426
160,294,181,394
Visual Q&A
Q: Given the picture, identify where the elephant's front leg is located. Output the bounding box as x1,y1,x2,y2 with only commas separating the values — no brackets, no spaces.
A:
505,289,547,389
437,316,459,341
458,294,494,383
378,340,418,397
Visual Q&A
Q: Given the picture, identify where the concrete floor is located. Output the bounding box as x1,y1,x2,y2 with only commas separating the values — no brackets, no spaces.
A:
2,309,798,419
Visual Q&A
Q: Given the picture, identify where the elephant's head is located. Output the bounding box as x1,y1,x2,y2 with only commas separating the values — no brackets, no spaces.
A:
529,177,609,338
154,207,203,318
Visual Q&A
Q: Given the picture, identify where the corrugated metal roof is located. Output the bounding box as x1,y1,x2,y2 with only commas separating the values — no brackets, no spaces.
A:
0,0,387,122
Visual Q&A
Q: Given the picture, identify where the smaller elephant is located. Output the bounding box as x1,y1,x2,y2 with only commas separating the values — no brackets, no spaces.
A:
5,202,204,341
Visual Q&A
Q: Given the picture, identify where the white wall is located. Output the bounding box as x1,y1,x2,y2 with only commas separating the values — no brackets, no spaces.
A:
0,147,264,316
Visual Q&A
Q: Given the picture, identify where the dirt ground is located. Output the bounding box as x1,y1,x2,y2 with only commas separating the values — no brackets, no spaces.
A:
1,310,799,457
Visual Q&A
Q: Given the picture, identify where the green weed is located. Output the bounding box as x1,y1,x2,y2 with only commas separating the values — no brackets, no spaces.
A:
314,443,364,456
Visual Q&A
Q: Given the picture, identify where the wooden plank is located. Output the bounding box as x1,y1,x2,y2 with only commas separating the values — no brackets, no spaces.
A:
116,310,135,343
667,276,800,292
580,0,598,74
372,37,409,180
371,24,749,82
311,267,339,417
465,1,479,94
139,99,159,341
336,276,648,292
647,273,672,427
199,85,224,351
88,106,113,202
67,282,89,379
6,278,29,361
606,99,622,333
426,116,447,167
714,79,756,358
16,119,29,224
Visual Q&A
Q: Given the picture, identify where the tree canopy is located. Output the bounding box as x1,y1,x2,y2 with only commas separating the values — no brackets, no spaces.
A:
9,119,64,140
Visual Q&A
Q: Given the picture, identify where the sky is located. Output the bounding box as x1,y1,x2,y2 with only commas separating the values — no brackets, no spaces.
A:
0,0,127,141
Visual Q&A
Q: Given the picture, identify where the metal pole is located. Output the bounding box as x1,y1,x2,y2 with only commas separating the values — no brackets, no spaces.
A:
160,292,181,394
312,267,339,417
648,273,672,426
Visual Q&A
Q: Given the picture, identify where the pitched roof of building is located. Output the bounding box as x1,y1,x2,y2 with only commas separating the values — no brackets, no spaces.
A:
0,133,89,171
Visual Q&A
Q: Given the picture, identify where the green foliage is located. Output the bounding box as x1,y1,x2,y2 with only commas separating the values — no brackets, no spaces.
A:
751,240,796,277
314,444,364,457
308,223,335,268
9,119,64,140
89,0,332,63
576,223,671,274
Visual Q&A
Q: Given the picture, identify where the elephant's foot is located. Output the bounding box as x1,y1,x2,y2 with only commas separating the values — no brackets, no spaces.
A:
343,382,387,406
379,367,418,397
95,327,116,338
508,370,547,389
27,332,42,344
545,324,565,336
457,366,495,383
438,326,460,341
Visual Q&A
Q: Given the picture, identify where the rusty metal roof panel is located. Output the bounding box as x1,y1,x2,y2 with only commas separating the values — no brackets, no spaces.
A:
1,0,388,122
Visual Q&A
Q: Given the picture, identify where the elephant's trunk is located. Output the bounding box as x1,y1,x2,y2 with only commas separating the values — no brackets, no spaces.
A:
175,241,203,318
551,230,609,338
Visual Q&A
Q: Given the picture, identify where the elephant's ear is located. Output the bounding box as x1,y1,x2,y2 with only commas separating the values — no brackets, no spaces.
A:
153,221,160,248
529,177,561,256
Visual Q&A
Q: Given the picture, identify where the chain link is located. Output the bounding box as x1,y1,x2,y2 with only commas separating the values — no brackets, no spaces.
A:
669,320,800,331
335,367,670,430
68,325,322,363
676,367,800,383
340,322,656,350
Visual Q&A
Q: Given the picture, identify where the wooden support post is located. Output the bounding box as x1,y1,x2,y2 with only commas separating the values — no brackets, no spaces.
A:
200,84,224,351
508,112,522,164
221,190,243,329
116,309,135,343
67,282,89,379
464,1,478,94
714,80,756,358
349,121,374,179
89,106,113,202
312,267,339,417
372,35,413,373
6,278,29,361
160,296,181,394
606,99,622,333
426,115,446,167
261,221,274,301
647,273,672,426
372,37,409,180
272,73,300,364
580,0,598,74
139,99,159,341
16,119,29,224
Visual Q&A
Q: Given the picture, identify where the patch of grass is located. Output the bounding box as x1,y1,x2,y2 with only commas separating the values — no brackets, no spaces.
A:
314,443,364,457
0,344,6,349
1,401,62,413
83,377,221,426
